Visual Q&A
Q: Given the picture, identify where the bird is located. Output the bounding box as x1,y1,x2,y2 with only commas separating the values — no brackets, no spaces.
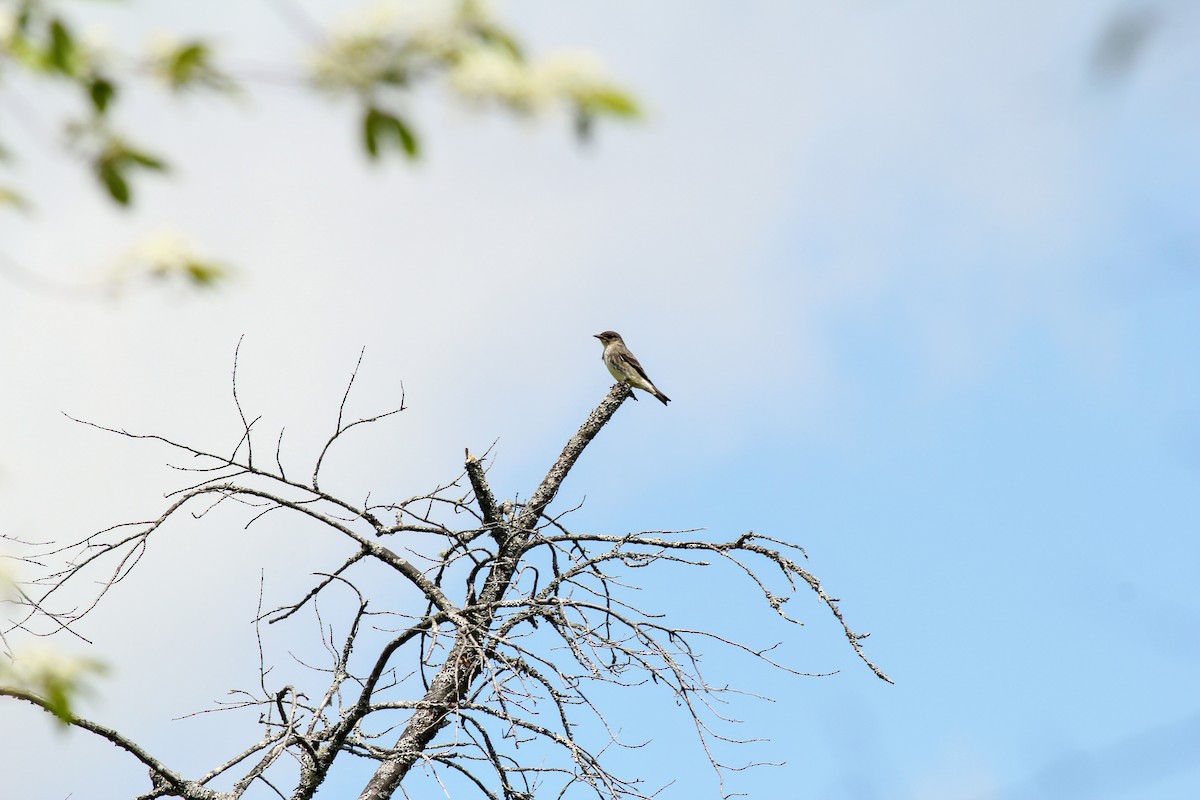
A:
593,331,671,405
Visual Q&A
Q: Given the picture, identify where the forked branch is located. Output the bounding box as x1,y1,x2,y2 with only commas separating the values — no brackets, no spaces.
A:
5,358,888,800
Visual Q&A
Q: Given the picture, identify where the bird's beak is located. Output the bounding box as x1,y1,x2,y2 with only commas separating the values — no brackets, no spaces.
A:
593,333,602,339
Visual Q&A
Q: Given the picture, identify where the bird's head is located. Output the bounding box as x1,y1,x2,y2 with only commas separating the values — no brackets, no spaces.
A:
594,331,622,346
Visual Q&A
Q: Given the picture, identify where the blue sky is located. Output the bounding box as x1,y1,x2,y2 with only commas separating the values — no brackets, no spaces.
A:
2,1,1198,798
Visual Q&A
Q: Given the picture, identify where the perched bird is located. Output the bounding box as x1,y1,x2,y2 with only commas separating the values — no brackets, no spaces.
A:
594,331,671,405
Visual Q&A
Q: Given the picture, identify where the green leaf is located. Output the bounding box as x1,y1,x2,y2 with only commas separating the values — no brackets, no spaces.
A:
91,140,168,206
156,40,235,93
122,149,167,171
88,76,117,115
43,683,74,724
362,106,419,161
363,107,383,158
97,163,130,205
169,42,208,88
183,260,228,287
585,88,640,118
47,18,76,75
144,257,230,289
174,43,208,70
393,115,418,158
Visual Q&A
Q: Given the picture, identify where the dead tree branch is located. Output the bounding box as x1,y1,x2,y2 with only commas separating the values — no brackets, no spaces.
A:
5,359,888,800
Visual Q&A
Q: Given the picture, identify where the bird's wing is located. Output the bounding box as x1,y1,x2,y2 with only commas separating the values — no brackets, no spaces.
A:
622,351,654,384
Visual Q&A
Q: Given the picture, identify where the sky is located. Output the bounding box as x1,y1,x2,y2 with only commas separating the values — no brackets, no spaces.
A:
2,1,1199,798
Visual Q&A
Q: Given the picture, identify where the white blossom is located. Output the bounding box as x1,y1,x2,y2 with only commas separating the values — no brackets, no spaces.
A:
310,0,505,91
80,23,114,60
450,46,537,108
0,6,17,44
310,32,390,91
534,49,611,102
311,0,457,89
362,0,460,32
145,30,183,61
451,46,622,112
2,644,100,691
129,229,194,269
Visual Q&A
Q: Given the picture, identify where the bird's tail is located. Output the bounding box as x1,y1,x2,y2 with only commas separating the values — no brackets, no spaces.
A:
654,389,670,406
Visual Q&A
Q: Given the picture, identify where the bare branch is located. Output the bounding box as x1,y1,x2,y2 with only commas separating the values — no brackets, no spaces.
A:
9,359,888,800
263,548,370,624
1,689,222,800
313,348,405,492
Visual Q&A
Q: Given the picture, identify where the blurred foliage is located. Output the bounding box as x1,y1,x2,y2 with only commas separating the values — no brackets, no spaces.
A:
1,564,106,724
84,133,169,207
0,0,178,210
0,0,638,195
0,0,639,291
149,38,236,93
0,645,107,723
363,104,419,159
115,229,231,290
311,0,640,149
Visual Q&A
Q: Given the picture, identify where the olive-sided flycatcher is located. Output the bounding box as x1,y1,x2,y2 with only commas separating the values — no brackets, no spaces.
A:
594,331,671,405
